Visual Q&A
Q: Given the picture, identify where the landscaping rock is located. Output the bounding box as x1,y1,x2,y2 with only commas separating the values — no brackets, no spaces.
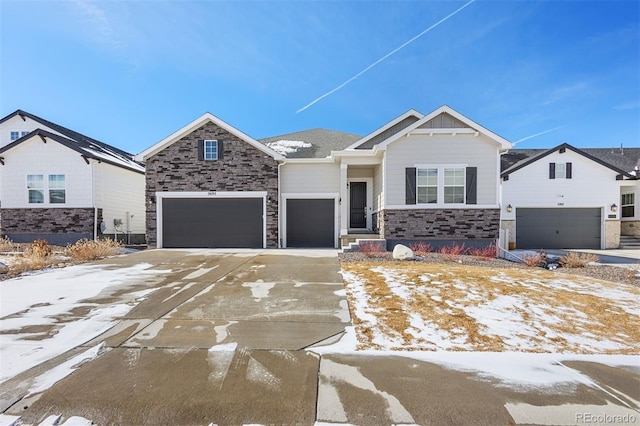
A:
392,244,415,260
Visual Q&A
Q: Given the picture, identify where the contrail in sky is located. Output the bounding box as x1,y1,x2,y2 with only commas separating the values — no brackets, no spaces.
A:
513,126,565,145
296,0,477,113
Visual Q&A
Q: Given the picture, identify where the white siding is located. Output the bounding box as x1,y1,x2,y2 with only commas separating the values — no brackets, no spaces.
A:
502,150,620,219
0,138,93,207
0,115,65,148
280,163,340,193
93,162,145,235
384,134,500,206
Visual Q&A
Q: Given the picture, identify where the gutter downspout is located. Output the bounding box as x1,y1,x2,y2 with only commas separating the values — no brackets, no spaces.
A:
91,161,98,241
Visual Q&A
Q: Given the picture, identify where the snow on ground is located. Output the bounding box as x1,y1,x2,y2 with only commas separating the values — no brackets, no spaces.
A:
0,262,169,383
313,262,640,392
340,262,640,353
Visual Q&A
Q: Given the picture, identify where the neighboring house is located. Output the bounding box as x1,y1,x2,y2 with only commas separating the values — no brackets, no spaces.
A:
0,110,146,245
500,144,639,249
135,105,511,249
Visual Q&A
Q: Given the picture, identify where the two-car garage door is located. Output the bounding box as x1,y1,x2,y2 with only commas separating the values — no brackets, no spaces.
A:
516,208,601,249
162,197,264,248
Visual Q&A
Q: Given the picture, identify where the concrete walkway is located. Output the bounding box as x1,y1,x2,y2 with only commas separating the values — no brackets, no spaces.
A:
1,249,638,425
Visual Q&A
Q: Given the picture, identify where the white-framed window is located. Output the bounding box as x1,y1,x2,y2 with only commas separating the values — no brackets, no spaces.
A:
204,140,218,160
622,193,635,218
27,174,44,203
444,168,465,203
416,168,438,203
49,175,66,204
555,163,566,179
27,174,66,204
416,165,466,205
10,131,29,141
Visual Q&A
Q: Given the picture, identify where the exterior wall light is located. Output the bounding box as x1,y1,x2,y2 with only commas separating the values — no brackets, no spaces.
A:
506,204,513,213
611,204,618,213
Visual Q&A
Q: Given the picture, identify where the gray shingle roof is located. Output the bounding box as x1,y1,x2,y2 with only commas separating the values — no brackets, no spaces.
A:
502,146,640,176
259,128,362,158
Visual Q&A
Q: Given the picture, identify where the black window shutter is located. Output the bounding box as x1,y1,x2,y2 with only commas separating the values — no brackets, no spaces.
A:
405,167,416,205
466,166,477,204
566,162,572,179
217,140,224,160
549,163,556,179
197,139,204,160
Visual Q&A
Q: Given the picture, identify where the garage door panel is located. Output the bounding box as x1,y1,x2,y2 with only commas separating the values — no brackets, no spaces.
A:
516,208,600,249
162,198,263,248
287,199,335,248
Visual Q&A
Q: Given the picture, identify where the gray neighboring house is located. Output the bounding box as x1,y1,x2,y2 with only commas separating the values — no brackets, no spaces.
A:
0,110,146,245
136,105,511,249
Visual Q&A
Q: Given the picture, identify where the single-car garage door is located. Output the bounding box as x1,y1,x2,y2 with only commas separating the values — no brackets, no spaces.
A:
516,208,601,249
286,199,335,248
162,197,263,248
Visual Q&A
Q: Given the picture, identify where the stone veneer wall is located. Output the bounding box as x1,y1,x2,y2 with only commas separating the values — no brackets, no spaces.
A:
605,220,620,249
380,208,500,242
145,121,279,247
0,207,95,244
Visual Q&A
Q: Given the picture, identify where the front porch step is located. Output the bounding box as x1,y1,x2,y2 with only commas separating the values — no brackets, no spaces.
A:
340,235,385,253
340,233,380,247
620,235,640,249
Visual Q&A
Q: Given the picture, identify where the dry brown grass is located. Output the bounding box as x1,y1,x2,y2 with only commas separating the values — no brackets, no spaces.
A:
0,236,19,252
341,261,640,353
559,252,600,268
65,238,121,261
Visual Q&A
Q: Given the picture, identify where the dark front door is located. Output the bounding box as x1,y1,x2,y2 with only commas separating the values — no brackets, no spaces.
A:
350,182,367,229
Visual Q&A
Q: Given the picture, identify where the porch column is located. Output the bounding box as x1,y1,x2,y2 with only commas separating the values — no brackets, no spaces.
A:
340,163,348,236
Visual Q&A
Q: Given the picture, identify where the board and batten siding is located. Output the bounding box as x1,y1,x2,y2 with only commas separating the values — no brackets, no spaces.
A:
384,134,500,206
93,162,145,235
280,162,341,193
0,139,93,207
501,150,620,215
373,163,383,212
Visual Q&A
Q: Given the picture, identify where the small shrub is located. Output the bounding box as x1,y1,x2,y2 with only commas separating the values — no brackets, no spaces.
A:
438,243,467,256
359,241,385,258
468,244,498,260
8,256,55,275
409,242,432,256
521,253,545,267
24,239,52,258
559,252,599,268
0,236,17,252
65,238,121,261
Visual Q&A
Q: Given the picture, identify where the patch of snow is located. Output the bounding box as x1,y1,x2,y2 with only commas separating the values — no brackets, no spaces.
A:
242,280,276,301
28,343,104,397
265,140,312,155
182,265,218,280
0,262,169,383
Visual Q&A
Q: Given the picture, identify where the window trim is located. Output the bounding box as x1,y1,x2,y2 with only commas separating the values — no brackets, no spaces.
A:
26,174,66,205
204,139,218,160
27,174,44,204
415,164,467,206
622,192,635,218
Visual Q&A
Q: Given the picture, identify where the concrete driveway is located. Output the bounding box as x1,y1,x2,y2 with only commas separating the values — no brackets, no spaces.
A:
1,249,639,425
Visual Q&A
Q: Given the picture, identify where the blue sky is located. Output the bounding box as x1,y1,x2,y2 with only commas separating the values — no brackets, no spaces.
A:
1,0,638,154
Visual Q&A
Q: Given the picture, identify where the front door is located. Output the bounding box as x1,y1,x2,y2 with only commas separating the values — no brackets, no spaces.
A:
350,182,367,229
